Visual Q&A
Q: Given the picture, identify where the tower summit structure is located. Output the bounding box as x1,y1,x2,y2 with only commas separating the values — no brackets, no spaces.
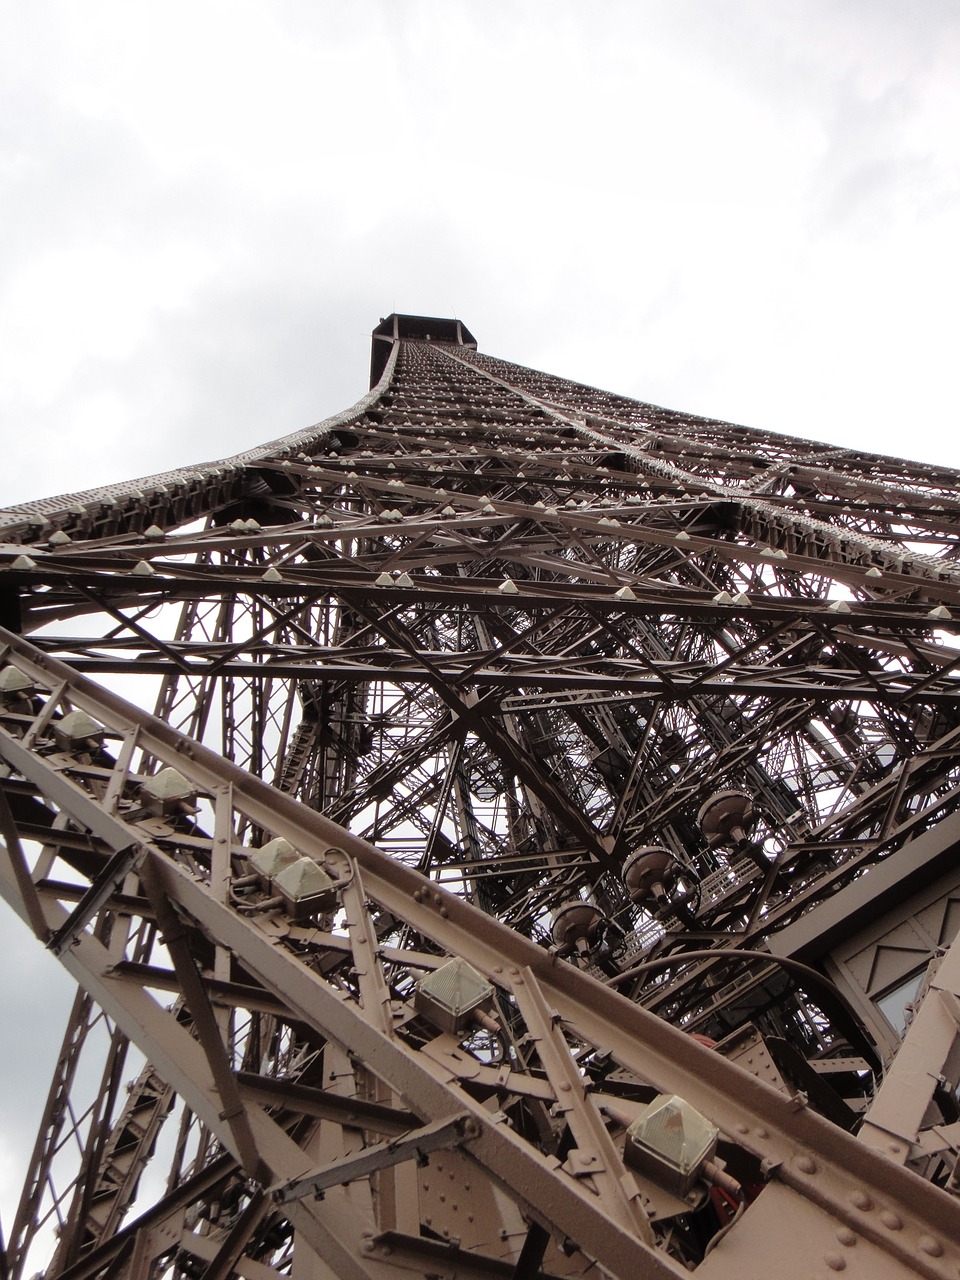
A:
1,315,960,1279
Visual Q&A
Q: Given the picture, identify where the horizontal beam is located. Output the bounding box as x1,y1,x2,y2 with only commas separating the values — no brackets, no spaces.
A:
235,1071,419,1135
13,565,960,627
29,651,960,704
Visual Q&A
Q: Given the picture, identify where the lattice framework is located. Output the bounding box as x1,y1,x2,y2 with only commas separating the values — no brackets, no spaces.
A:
2,317,960,1280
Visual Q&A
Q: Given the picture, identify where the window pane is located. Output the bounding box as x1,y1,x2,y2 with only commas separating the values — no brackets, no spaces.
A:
876,970,925,1036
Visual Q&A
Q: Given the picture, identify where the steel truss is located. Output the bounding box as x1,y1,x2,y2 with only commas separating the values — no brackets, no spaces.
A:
1,314,960,1279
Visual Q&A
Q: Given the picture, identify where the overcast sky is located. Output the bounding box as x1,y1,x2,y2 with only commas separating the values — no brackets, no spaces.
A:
2,0,960,1248
2,0,960,514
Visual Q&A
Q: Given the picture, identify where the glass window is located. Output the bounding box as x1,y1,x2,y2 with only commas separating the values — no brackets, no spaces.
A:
876,969,925,1036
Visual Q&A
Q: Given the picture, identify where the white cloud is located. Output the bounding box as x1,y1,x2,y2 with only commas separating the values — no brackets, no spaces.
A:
2,0,957,499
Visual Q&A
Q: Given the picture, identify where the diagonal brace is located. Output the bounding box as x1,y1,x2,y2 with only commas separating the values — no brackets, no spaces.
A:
139,855,264,1180
274,1113,477,1204
48,842,145,957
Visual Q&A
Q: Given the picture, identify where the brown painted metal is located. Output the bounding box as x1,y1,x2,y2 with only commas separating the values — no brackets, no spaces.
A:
2,317,960,1278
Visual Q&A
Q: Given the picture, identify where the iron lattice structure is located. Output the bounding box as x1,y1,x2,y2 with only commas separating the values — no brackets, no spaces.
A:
2,314,960,1280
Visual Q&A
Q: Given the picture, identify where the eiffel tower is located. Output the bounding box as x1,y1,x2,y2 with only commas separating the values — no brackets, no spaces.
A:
1,313,959,1280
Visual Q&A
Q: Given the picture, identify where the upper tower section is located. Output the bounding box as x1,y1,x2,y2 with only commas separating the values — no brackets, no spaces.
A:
369,313,477,387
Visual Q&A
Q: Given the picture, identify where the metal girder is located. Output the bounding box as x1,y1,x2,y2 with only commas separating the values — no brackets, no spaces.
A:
1,630,960,1279
48,844,145,957
4,319,960,1279
274,1115,476,1204
21,647,960,706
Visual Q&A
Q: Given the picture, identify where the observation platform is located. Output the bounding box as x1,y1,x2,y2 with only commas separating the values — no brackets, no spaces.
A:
370,313,477,386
